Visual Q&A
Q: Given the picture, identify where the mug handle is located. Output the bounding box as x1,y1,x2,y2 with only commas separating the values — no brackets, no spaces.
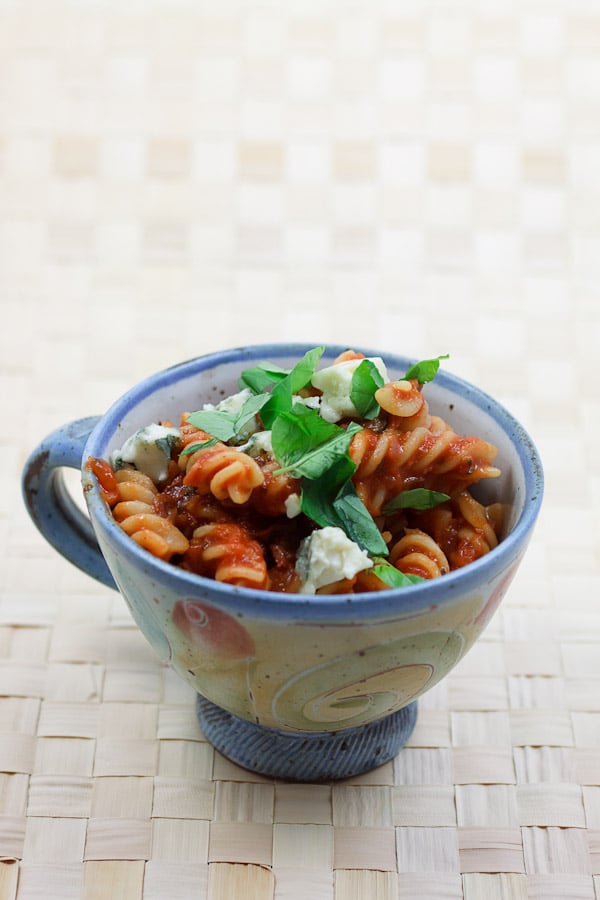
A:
21,416,117,590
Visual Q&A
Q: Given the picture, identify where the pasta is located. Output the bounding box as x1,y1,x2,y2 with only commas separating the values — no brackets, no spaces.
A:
87,348,504,594
180,431,265,504
186,523,269,589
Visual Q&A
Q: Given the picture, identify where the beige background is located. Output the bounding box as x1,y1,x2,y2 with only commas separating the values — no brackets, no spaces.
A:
1,2,599,898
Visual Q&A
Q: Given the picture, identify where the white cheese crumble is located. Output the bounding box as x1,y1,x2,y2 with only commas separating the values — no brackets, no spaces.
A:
203,387,253,416
236,430,273,457
111,424,181,484
295,526,373,593
310,357,388,423
284,492,302,518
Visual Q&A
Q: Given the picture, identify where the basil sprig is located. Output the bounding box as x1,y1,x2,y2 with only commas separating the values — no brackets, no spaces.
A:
371,562,424,588
270,403,387,555
239,361,289,394
349,359,385,420
272,406,361,479
186,392,269,442
404,354,449,384
184,348,451,572
383,488,451,514
300,457,388,556
186,347,325,442
179,437,219,456
260,345,325,428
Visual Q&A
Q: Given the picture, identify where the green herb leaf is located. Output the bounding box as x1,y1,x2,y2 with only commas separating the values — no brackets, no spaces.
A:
371,563,424,588
261,346,325,428
332,484,389,556
185,409,237,442
289,345,326,392
179,438,219,456
185,393,269,443
272,406,361,479
350,359,385,420
383,488,451,513
300,458,388,556
239,362,290,394
404,354,449,384
235,392,270,433
300,456,357,530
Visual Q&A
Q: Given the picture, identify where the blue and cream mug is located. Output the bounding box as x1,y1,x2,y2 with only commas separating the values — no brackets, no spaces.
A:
22,344,543,781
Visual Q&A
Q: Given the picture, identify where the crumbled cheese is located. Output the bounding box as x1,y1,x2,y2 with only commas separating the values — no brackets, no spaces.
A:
203,387,253,416
284,492,302,518
311,357,388,423
236,430,273,457
295,526,373,593
111,424,181,483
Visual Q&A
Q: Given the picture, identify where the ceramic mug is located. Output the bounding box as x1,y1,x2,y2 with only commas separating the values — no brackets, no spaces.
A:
22,344,543,781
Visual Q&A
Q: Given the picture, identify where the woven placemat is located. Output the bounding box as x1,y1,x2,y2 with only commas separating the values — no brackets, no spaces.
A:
2,572,600,900
2,2,600,897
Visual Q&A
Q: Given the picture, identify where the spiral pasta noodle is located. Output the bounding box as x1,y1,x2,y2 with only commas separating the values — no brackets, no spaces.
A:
187,523,269,589
109,468,189,561
249,458,300,518
181,430,265,505
375,379,431,430
350,425,500,516
389,529,451,579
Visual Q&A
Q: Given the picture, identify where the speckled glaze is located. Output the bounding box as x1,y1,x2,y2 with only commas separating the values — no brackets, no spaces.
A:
22,344,543,780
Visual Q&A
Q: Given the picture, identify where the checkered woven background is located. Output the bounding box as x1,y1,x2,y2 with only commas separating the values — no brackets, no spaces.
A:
1,1,600,898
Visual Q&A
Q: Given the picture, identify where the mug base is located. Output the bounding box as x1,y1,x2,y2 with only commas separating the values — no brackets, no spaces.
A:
195,695,418,782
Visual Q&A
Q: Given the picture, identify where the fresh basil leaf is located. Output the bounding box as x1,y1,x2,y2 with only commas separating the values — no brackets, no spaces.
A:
383,488,451,513
273,408,361,479
261,346,325,429
186,393,269,444
260,380,293,429
350,359,385,420
288,345,326,393
239,362,290,394
404,354,449,384
235,392,270,433
300,456,357,530
179,438,219,456
333,484,389,556
371,563,424,588
185,409,237,442
300,459,388,556
272,405,338,466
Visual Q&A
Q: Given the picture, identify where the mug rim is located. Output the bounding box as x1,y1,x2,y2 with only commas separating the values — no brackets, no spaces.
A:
82,342,544,619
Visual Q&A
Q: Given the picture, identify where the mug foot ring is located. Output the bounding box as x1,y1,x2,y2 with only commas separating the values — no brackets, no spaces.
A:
196,695,418,782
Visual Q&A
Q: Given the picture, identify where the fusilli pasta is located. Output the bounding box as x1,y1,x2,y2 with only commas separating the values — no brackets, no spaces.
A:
180,429,264,504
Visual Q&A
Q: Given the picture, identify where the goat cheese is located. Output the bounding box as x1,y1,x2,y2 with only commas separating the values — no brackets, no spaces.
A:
203,388,253,416
295,526,373,593
237,430,273,457
311,357,388,423
284,492,302,518
111,424,181,483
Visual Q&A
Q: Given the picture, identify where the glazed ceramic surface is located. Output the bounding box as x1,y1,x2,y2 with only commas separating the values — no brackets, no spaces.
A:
23,344,543,739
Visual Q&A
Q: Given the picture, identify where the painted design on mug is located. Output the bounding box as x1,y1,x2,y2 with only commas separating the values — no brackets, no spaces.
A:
271,629,464,731
172,599,255,660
